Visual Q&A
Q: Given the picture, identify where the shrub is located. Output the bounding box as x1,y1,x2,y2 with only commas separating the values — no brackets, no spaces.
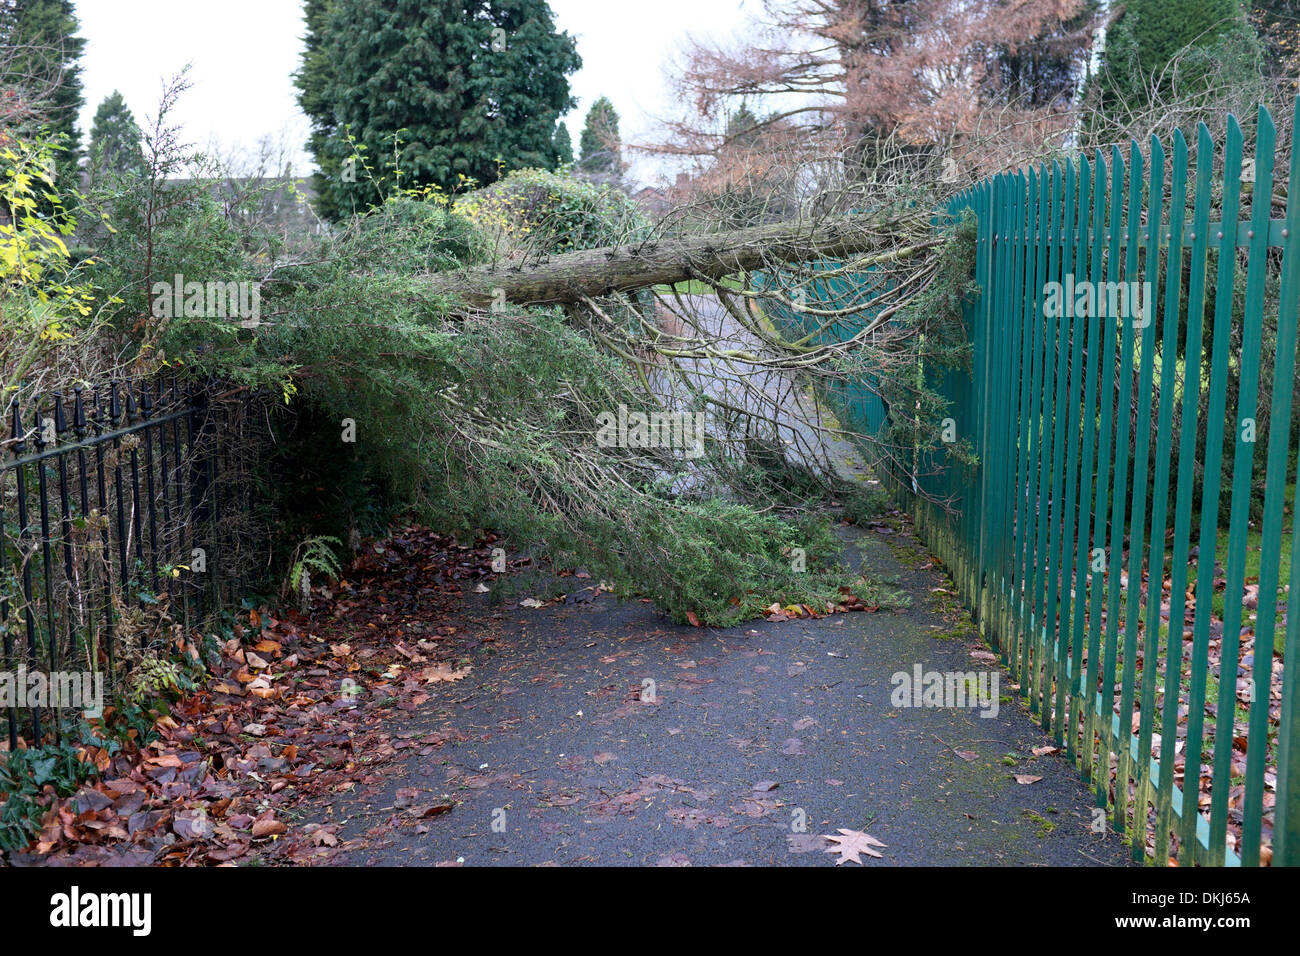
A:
0,742,96,852
454,167,647,257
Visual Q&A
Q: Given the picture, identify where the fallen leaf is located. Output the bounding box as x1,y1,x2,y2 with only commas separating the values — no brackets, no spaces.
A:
251,817,286,839
419,663,472,684
822,828,886,865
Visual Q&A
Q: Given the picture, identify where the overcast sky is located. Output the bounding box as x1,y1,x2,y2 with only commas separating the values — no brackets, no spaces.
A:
73,0,757,187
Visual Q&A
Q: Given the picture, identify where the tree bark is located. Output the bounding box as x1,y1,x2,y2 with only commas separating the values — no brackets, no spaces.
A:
424,211,932,308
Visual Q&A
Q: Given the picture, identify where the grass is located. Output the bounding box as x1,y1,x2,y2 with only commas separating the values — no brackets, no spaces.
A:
651,276,746,295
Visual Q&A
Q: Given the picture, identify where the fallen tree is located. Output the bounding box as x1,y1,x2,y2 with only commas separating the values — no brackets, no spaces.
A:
424,208,942,308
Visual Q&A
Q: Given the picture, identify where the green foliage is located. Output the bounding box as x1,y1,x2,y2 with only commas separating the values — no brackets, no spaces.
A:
87,90,144,177
123,655,191,709
865,211,979,478
1090,0,1263,132
578,95,621,175
75,80,293,383
0,741,95,851
552,121,573,167
348,195,490,273
296,0,581,220
0,0,85,197
590,497,874,626
284,535,343,611
840,483,893,526
455,166,646,255
0,130,100,396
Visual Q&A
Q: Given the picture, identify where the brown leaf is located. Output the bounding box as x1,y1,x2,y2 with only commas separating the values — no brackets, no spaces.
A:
251,817,287,839
418,663,472,684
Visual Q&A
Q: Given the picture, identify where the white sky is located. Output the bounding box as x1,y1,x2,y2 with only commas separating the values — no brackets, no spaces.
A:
72,0,759,187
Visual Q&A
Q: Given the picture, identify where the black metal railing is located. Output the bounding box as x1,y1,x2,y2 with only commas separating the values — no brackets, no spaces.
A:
0,379,272,747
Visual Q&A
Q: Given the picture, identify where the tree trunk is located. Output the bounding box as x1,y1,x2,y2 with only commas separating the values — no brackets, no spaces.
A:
425,211,933,308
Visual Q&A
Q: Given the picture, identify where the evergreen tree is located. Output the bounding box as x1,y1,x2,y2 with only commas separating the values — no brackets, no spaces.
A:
295,0,581,219
552,120,573,166
1093,0,1262,115
0,0,85,194
577,95,620,175
725,103,760,147
294,0,336,206
87,90,144,176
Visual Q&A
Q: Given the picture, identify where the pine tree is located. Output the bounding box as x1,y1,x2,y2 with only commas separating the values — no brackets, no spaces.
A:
295,0,581,220
87,90,144,176
552,121,573,166
578,96,620,175
294,0,336,204
725,104,760,147
1093,0,1262,114
0,0,85,194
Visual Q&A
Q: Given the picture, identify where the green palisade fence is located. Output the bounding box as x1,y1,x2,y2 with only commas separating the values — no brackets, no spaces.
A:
764,98,1300,866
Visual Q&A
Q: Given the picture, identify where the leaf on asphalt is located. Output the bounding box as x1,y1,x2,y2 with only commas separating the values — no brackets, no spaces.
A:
1013,774,1043,785
822,828,886,865
251,816,286,839
418,663,472,683
393,788,423,808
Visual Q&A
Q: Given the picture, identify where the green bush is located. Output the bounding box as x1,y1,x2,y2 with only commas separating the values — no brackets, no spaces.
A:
455,167,647,256
0,743,96,852
346,197,490,274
